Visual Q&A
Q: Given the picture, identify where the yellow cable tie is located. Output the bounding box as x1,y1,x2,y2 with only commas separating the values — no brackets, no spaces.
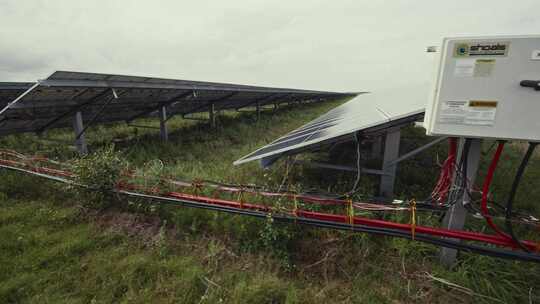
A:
347,198,354,225
293,195,298,217
410,199,417,240
238,188,244,209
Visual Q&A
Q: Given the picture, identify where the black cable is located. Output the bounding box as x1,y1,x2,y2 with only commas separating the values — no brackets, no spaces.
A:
459,139,471,203
445,138,471,207
505,142,538,252
120,189,540,262
4,162,540,262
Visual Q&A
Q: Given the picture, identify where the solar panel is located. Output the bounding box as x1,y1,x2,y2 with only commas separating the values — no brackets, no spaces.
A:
0,71,356,136
233,88,428,166
0,82,34,107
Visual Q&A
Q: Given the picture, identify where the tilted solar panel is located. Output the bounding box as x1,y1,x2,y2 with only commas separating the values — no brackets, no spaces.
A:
0,82,34,107
233,88,428,166
0,71,356,136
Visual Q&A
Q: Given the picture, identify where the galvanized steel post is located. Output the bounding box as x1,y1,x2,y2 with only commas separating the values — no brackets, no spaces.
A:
159,105,168,141
439,138,482,267
380,129,401,199
209,103,216,128
72,111,88,154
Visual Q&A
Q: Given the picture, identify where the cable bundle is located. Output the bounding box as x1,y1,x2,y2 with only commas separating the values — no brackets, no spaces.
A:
430,138,458,205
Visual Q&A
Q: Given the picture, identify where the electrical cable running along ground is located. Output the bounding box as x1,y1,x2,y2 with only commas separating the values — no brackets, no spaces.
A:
121,190,540,263
1,148,538,224
2,158,540,262
505,142,539,252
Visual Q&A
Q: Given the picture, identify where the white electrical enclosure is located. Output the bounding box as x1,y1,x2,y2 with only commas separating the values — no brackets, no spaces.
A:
425,35,540,141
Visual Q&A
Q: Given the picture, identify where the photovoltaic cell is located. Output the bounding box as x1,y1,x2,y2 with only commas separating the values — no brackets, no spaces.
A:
233,87,428,166
0,71,356,136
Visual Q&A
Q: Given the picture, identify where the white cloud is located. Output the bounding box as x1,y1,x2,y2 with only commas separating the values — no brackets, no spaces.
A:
0,0,537,92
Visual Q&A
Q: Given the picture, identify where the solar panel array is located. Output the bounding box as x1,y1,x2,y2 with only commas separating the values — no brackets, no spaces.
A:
234,88,427,166
0,71,355,136
0,82,34,108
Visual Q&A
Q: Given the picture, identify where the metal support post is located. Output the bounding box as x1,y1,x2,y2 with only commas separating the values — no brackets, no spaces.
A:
379,129,401,199
209,103,216,128
371,137,382,159
439,138,482,267
73,111,88,154
159,105,168,141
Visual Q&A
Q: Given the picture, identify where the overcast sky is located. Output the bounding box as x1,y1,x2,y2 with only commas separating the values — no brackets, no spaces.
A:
0,0,538,92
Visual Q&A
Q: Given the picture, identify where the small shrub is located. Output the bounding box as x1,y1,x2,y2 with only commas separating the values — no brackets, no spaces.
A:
68,145,128,210
258,215,296,270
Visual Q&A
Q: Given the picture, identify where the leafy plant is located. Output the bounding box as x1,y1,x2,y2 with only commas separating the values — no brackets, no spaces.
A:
68,145,128,210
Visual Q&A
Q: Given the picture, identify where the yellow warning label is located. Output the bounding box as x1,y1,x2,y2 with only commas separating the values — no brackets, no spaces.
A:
469,101,498,108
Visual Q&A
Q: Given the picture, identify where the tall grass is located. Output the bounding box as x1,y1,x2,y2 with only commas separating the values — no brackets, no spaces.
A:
1,99,540,303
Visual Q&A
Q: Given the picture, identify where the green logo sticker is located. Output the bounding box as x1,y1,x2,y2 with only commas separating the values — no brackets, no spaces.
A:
455,43,469,57
453,41,509,57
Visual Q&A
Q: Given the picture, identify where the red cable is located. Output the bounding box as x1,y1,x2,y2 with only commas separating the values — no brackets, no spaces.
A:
162,190,537,249
481,142,512,240
431,137,458,204
4,152,538,251
439,137,458,202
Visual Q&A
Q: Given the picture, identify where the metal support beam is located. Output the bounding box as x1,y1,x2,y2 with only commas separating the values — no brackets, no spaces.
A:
292,160,389,176
440,138,482,267
234,93,285,111
159,106,168,141
126,90,194,123
75,89,119,140
72,111,88,155
385,136,448,167
0,82,40,115
179,92,237,122
37,88,114,134
379,129,401,199
209,103,216,128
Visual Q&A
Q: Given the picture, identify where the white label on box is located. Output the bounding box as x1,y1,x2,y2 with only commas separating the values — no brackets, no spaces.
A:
454,59,475,77
465,101,497,125
439,100,497,126
473,59,495,77
438,100,467,124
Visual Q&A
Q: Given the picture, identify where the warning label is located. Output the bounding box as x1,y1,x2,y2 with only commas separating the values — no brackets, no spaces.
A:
454,59,496,77
465,100,498,125
438,100,497,126
473,59,495,77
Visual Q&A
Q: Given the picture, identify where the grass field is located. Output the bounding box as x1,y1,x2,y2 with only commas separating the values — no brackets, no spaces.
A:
1,99,540,303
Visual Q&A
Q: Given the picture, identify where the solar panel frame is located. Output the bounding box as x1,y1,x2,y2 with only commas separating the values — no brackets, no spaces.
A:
233,89,428,166
0,71,356,136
